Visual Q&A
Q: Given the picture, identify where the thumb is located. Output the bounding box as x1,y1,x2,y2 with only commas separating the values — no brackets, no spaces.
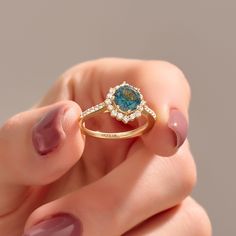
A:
0,101,85,216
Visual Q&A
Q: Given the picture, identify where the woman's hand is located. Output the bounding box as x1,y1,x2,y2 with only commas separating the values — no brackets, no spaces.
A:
0,58,211,236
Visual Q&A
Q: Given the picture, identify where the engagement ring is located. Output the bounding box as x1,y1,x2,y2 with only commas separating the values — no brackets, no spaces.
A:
79,81,157,139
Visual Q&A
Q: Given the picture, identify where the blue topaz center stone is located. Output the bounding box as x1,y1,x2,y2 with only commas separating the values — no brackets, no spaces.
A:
114,85,141,112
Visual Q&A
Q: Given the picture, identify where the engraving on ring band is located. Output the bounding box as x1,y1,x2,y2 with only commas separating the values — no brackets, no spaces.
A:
101,133,118,138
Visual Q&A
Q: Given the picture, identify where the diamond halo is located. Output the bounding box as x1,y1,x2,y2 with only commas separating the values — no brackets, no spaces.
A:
105,81,146,124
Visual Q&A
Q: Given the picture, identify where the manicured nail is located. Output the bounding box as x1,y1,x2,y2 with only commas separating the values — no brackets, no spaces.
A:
168,109,188,148
32,106,68,155
23,214,82,236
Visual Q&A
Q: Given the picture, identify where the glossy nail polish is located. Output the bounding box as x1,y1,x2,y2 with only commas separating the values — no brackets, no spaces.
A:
168,109,188,148
23,214,82,236
32,106,67,155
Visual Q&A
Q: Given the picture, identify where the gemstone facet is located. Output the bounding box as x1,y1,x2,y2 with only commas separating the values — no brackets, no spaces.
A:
114,85,141,112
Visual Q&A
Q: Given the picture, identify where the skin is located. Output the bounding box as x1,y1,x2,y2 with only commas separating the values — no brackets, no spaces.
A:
0,58,212,235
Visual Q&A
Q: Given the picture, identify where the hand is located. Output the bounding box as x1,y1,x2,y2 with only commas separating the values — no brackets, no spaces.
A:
0,58,211,236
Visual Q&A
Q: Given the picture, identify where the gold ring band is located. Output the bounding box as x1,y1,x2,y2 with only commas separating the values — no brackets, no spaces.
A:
78,82,157,139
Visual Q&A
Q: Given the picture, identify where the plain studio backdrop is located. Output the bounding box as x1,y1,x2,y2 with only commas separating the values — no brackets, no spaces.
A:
0,1,235,235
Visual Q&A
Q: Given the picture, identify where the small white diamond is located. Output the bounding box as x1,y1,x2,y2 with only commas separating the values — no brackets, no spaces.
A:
99,104,104,108
122,116,129,123
138,106,144,111
109,88,114,93
135,110,142,117
111,110,117,117
108,105,113,111
107,93,113,99
130,113,136,120
117,113,124,120
105,99,112,105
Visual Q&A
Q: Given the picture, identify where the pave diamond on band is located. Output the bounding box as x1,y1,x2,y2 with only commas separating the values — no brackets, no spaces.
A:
79,81,157,139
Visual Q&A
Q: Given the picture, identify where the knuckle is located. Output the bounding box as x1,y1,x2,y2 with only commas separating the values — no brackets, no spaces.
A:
57,73,74,93
133,60,191,99
59,100,80,111
56,65,82,94
1,112,24,133
182,199,212,236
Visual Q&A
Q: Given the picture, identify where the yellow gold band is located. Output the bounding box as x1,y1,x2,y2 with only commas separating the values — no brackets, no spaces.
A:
78,102,157,139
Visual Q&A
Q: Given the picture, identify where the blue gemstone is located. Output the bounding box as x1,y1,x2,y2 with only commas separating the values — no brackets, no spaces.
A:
114,85,141,112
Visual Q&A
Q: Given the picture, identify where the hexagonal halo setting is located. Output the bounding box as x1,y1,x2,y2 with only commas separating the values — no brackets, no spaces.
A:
105,81,146,123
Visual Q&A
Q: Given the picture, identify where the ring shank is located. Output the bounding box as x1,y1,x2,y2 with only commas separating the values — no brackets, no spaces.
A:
79,107,156,139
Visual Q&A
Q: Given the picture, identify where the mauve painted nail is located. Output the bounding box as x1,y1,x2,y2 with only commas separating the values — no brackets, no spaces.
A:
168,109,188,148
23,214,82,236
32,106,68,155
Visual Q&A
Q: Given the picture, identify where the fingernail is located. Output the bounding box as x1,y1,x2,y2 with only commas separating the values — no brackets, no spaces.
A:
168,109,188,148
23,214,82,236
32,106,68,155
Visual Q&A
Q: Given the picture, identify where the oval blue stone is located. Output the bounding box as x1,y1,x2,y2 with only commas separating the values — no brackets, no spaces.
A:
114,85,141,112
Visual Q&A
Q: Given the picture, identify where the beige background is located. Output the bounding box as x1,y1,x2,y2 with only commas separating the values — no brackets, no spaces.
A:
0,1,235,235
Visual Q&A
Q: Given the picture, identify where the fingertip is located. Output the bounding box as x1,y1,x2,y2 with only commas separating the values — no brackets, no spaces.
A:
142,106,188,156
32,101,83,157
29,101,85,185
36,101,85,183
168,108,188,148
59,101,85,163
60,100,83,138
